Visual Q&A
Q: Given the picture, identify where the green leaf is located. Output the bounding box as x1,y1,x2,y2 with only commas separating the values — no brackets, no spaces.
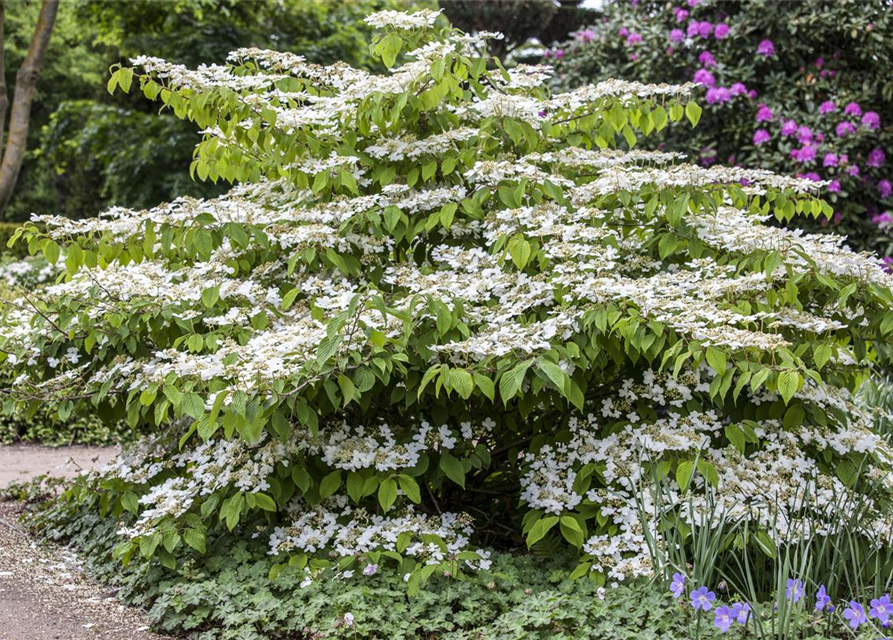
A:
253,493,277,512
536,358,567,394
201,286,219,309
526,515,558,547
777,370,800,404
676,460,695,491
439,452,465,488
319,470,342,499
398,474,421,504
378,477,398,511
183,528,206,554
448,369,474,399
705,346,727,374
685,101,702,126
499,360,533,404
180,393,205,420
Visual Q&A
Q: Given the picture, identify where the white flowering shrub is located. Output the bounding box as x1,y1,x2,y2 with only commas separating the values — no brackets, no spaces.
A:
3,9,893,590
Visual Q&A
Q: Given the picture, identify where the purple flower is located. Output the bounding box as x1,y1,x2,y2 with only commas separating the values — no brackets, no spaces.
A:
753,128,771,145
714,606,734,632
848,164,860,177
828,179,841,193
868,148,887,168
674,7,689,22
786,579,805,603
363,563,378,576
627,32,643,44
819,100,836,115
757,39,775,57
780,119,798,136
748,89,758,99
691,586,716,611
706,87,731,104
844,101,862,117
836,121,855,137
862,111,881,130
687,21,700,37
797,125,813,143
670,572,686,598
693,68,716,87
731,602,751,624
877,214,893,228
823,153,839,168
844,601,868,629
730,82,747,96
801,172,821,182
871,595,893,623
816,585,832,611
576,28,596,43
815,57,825,68
670,28,685,42
687,0,701,6
756,104,773,122
699,50,716,68
554,49,564,59
619,27,629,37
880,180,892,198
714,22,729,39
629,53,638,61
796,146,817,163
697,21,714,38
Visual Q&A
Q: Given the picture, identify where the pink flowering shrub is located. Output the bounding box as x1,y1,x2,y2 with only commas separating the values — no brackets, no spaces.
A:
550,0,893,255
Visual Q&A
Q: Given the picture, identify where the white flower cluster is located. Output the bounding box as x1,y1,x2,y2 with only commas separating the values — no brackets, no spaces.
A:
364,8,442,30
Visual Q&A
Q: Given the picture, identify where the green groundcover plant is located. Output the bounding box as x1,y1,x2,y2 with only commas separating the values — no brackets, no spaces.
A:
2,6,893,608
549,0,893,256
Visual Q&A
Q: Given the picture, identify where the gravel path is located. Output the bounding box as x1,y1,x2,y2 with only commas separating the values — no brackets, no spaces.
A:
0,502,169,640
0,445,171,639
0,445,118,488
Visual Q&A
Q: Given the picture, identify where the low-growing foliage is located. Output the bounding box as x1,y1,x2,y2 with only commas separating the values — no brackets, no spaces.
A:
1,7,892,600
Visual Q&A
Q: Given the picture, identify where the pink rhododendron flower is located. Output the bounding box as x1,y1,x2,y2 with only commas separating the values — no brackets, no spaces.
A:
797,126,813,143
781,119,798,136
748,89,758,99
674,7,689,22
815,57,824,68
753,129,770,145
827,180,841,193
697,21,713,37
699,51,716,68
868,148,886,168
823,153,839,168
714,23,729,39
879,180,892,198
843,101,862,117
796,146,817,163
627,32,643,44
847,164,859,177
755,104,773,122
706,87,731,104
729,82,747,96
693,68,716,87
818,101,836,114
576,28,596,43
554,49,564,59
670,28,684,42
836,121,855,137
757,39,775,57
862,111,880,130
800,172,821,182
619,27,630,37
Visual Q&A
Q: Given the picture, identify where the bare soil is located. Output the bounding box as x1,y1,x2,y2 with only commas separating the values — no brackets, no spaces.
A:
0,445,117,489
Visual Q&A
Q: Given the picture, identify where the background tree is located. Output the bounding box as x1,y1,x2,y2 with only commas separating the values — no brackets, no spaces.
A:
439,0,591,61
0,0,58,214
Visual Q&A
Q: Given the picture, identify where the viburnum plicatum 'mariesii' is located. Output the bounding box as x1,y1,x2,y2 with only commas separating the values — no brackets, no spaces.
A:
2,8,893,591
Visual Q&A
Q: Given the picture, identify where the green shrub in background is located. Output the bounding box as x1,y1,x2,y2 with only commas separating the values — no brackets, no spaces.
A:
0,223,30,258
550,0,893,256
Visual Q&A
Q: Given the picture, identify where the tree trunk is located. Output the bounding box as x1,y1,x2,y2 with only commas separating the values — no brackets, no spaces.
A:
0,2,9,150
0,0,59,214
